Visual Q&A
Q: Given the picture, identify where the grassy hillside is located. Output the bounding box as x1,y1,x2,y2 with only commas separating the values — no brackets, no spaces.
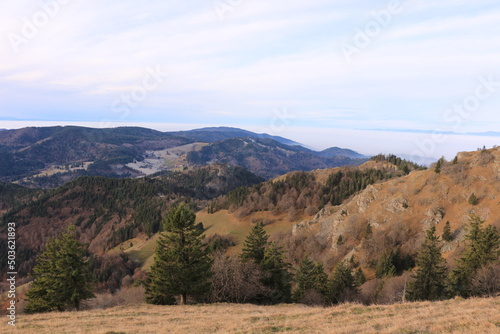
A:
5,297,499,333
286,147,500,277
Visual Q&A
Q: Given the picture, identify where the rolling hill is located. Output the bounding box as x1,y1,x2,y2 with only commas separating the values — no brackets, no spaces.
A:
0,164,263,288
0,126,366,187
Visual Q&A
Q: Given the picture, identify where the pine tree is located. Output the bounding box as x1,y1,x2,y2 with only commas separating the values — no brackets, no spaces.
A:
448,215,499,297
354,268,366,286
407,226,447,301
327,261,357,304
292,257,328,302
376,251,397,278
442,221,453,242
25,226,94,314
145,204,211,305
241,221,269,264
261,242,292,303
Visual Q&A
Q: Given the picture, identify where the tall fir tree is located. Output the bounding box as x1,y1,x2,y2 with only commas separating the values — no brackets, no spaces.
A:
448,215,499,297
292,257,328,302
241,221,269,264
145,204,211,305
327,261,357,304
261,242,292,303
407,226,447,301
25,226,94,313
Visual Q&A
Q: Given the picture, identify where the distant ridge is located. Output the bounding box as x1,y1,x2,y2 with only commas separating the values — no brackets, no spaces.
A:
0,125,366,187
169,126,302,146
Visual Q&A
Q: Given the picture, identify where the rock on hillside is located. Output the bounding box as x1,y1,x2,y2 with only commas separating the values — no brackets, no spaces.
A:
289,147,500,272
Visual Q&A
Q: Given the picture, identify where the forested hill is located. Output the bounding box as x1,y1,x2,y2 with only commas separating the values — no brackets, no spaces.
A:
186,137,366,179
209,154,424,218
0,125,366,187
0,164,263,285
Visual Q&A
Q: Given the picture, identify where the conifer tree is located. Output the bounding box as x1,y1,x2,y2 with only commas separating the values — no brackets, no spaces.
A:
434,157,444,174
442,221,453,242
376,251,397,278
261,242,292,303
25,226,94,314
145,204,211,305
468,193,479,205
241,221,269,264
448,215,499,297
407,226,447,301
327,261,357,304
292,257,328,302
364,223,373,239
354,267,366,286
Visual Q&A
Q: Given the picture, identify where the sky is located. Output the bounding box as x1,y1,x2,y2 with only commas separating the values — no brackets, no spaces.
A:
1,0,499,160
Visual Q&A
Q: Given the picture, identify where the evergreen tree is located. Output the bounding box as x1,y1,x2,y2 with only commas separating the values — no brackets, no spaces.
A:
25,226,94,314
407,226,447,301
468,193,479,205
354,268,366,286
448,215,499,297
376,251,397,278
261,242,292,303
241,221,269,264
327,261,357,304
442,221,453,242
145,204,211,305
364,223,373,239
292,257,328,302
434,157,444,174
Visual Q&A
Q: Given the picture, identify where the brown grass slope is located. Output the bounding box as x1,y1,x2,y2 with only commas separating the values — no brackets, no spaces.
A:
4,297,499,334
288,147,500,273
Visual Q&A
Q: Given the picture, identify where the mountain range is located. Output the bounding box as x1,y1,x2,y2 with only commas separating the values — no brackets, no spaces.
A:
0,126,367,187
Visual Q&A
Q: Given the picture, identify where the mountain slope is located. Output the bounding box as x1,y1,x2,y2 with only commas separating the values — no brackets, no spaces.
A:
0,126,366,187
0,126,193,185
0,164,263,282
187,137,366,179
286,147,500,275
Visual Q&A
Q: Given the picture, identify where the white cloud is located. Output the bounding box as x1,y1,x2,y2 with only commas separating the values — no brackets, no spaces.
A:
0,0,499,154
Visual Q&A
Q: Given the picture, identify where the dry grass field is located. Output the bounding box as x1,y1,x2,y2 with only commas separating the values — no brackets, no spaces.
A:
4,297,499,334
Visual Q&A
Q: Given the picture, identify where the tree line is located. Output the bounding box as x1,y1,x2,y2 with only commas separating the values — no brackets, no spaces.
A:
24,206,498,313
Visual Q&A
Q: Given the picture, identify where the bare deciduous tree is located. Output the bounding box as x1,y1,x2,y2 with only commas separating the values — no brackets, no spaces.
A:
208,253,270,303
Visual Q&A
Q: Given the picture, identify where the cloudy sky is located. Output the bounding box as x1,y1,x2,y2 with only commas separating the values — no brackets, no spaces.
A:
1,0,499,159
